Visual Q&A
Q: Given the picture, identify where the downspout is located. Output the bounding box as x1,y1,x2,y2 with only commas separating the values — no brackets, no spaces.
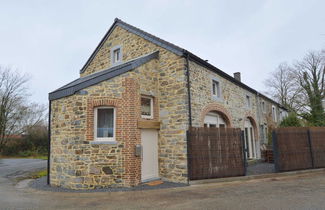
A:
185,51,192,185
47,100,51,185
256,93,261,158
185,52,192,127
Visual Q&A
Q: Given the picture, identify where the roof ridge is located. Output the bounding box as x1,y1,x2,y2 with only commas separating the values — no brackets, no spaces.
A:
76,18,285,109
79,18,184,74
115,18,184,53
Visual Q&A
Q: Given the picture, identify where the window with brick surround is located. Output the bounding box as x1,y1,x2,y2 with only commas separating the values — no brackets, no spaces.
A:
94,107,115,141
141,96,153,119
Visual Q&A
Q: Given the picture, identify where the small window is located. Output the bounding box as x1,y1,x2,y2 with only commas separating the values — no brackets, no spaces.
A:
94,107,115,141
141,96,153,119
113,48,121,63
111,45,122,65
212,80,221,98
264,126,268,144
261,101,265,112
272,105,277,122
246,95,251,108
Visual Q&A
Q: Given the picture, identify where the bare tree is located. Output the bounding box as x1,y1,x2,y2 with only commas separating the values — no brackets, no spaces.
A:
0,66,46,150
264,62,305,113
295,50,325,125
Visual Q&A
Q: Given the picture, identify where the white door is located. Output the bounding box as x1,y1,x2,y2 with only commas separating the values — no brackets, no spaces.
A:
244,119,256,159
141,129,159,182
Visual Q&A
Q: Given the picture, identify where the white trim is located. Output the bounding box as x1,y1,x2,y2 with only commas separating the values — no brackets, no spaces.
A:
272,105,277,122
94,106,116,141
141,96,154,119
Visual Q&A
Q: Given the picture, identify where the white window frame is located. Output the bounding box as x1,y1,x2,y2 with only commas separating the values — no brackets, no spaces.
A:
212,80,221,98
272,105,277,122
113,49,120,63
141,96,154,119
210,77,223,101
110,45,123,66
261,100,266,113
94,107,116,141
246,95,251,108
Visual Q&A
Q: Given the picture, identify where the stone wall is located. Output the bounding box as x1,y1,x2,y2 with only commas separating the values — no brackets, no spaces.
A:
81,25,189,183
189,61,280,157
51,25,189,189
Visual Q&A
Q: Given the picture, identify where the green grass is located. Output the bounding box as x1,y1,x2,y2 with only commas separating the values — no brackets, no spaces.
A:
0,155,48,160
30,169,48,179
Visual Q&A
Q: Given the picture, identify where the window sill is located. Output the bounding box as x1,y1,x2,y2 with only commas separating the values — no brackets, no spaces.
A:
90,141,118,145
212,95,223,102
111,61,123,67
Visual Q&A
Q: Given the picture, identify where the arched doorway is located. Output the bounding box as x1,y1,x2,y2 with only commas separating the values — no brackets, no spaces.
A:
204,111,228,128
244,117,257,159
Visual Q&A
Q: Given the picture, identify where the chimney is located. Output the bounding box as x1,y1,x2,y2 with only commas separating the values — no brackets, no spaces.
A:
234,72,241,82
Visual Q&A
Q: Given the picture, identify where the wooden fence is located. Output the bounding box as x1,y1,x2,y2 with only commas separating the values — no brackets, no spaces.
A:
273,127,325,172
187,127,245,180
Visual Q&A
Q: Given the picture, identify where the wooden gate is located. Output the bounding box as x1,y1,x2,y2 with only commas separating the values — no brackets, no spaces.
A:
273,127,325,172
187,127,246,180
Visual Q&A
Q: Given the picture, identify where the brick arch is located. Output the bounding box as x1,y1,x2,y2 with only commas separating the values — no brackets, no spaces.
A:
243,114,258,141
200,103,233,127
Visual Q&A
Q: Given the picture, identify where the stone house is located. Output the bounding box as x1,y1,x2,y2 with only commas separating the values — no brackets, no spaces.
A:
48,18,287,189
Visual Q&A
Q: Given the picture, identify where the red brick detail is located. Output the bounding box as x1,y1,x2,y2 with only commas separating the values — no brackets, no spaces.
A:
200,103,233,127
120,78,141,186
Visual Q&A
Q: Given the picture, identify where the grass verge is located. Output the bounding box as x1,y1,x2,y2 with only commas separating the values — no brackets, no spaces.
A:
0,155,48,160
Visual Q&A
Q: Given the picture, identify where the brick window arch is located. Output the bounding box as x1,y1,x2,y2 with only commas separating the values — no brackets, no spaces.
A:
200,103,232,127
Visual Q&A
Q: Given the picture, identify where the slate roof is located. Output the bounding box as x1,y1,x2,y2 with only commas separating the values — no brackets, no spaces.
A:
51,18,286,109
49,51,159,101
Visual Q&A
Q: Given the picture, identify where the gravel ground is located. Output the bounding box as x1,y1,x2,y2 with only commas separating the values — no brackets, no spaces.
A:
29,176,188,193
247,162,275,175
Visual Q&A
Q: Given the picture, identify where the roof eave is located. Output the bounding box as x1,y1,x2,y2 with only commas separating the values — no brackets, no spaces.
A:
183,50,287,110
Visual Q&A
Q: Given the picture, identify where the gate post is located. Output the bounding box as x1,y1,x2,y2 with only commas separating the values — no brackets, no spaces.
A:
241,131,247,176
272,130,279,172
307,129,315,169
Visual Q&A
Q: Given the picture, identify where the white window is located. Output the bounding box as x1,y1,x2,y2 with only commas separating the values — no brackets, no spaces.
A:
204,111,226,128
111,45,122,65
113,48,121,63
272,105,277,122
212,80,221,98
141,96,153,119
94,107,115,141
279,110,288,121
261,101,265,113
246,95,251,108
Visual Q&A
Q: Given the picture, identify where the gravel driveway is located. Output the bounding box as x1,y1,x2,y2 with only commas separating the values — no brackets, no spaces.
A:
1,158,325,210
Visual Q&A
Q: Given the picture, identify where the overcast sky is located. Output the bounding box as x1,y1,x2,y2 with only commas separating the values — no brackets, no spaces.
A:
0,0,324,105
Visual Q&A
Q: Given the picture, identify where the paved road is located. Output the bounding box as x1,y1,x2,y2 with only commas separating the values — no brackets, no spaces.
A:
1,159,325,210
0,159,47,178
